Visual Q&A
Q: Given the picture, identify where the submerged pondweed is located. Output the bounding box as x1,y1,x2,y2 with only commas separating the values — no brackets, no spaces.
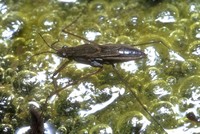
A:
0,0,200,133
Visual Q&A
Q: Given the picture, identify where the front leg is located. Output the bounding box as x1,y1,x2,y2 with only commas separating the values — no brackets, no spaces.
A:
90,59,103,67
46,67,103,104
45,60,71,105
52,60,72,90
74,57,103,67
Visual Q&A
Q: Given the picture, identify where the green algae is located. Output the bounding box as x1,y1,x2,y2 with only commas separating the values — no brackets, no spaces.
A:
0,0,200,133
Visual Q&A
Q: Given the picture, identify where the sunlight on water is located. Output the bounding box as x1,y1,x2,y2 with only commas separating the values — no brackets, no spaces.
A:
68,83,125,117
85,31,101,41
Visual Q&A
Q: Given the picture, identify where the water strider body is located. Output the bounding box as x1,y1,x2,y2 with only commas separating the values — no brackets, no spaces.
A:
56,43,146,67
39,31,149,98
38,30,168,133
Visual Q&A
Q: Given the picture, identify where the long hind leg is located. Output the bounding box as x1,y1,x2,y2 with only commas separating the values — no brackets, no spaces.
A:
111,65,167,134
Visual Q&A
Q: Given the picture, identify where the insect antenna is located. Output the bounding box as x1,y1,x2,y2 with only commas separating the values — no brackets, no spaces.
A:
26,33,59,64
111,65,168,134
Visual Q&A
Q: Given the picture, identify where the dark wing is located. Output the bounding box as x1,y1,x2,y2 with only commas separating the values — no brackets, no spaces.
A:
93,44,146,60
56,44,101,58
69,44,101,57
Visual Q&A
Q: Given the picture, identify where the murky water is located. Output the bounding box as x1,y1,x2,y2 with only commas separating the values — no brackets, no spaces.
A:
0,0,200,133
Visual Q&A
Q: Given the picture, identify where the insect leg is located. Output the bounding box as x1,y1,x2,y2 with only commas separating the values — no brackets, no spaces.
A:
62,29,100,47
45,67,103,104
38,33,60,51
51,60,72,92
62,12,83,31
111,65,167,134
44,60,71,105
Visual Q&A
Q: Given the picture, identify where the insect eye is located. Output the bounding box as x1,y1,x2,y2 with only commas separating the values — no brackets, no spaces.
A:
62,46,68,49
